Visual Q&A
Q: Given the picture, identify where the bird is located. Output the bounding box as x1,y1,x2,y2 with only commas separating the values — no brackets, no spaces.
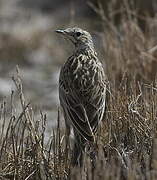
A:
56,27,107,166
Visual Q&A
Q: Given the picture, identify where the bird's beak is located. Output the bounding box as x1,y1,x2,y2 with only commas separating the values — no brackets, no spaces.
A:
55,29,76,45
55,29,65,34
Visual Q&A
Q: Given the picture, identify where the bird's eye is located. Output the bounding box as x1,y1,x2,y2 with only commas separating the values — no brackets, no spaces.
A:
76,32,81,37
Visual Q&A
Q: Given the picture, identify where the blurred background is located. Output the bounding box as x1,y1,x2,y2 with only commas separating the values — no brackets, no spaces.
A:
0,0,157,135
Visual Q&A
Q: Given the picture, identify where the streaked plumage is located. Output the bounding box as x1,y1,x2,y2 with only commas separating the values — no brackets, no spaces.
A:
56,27,106,166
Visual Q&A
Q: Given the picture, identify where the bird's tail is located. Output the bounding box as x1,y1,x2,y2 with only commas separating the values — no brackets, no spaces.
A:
71,133,86,167
71,132,97,167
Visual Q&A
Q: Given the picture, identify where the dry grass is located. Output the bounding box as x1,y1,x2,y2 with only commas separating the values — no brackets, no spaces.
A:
1,1,157,179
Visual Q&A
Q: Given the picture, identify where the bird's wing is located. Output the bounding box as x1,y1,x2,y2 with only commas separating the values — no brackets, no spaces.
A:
59,82,106,142
85,84,106,133
59,86,95,142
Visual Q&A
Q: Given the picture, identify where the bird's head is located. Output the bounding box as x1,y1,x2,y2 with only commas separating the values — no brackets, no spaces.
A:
55,27,94,51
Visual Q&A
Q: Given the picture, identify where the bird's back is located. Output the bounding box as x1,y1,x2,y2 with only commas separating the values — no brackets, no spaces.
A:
59,50,106,141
